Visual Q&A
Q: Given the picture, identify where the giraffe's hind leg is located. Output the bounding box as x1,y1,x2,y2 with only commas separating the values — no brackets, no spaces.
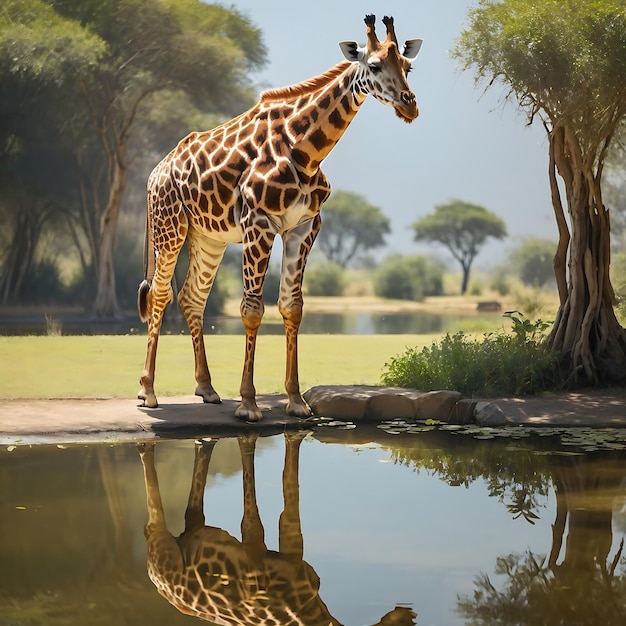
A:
178,228,226,404
138,200,187,408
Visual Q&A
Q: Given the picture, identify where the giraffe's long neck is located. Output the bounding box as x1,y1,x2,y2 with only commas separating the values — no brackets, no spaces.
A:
260,61,366,175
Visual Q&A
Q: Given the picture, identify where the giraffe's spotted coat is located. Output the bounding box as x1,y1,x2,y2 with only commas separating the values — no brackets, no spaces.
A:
138,15,422,421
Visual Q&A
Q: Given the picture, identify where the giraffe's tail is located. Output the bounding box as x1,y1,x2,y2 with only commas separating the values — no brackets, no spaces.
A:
138,279,151,323
138,175,157,324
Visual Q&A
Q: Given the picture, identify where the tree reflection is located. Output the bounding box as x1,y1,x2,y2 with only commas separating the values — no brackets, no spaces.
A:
455,453,626,625
389,433,551,520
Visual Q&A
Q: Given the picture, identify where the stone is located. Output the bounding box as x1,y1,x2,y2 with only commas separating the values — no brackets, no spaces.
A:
364,394,417,420
474,401,508,426
414,390,462,421
303,385,424,421
448,399,477,425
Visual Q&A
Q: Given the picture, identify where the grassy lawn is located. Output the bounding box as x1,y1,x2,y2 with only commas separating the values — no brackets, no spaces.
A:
0,334,438,400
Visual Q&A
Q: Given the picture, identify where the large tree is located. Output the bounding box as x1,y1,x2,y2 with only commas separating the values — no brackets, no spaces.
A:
0,0,103,303
52,0,266,317
412,199,507,294
316,190,390,268
454,0,626,385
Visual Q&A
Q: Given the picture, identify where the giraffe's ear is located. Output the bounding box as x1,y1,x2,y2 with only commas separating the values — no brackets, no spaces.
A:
339,41,365,62
403,38,423,59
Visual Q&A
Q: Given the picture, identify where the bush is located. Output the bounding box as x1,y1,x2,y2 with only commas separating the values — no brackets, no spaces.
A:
381,312,562,396
510,238,556,288
262,268,281,303
18,259,65,304
304,262,346,296
374,254,443,301
490,272,511,296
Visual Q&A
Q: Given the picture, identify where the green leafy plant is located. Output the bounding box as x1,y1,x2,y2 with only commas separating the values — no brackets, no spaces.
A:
381,312,562,396
304,262,346,296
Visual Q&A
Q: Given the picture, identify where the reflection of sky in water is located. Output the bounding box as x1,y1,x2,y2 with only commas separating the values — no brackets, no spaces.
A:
5,435,626,626
203,437,553,626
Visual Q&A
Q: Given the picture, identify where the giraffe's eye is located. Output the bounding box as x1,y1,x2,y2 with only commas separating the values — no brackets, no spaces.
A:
406,66,413,74
368,62,382,74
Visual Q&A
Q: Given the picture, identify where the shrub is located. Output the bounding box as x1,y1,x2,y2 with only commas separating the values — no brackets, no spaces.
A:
381,312,562,396
490,272,511,296
262,268,281,303
374,254,443,301
304,262,346,296
18,259,65,304
510,238,557,288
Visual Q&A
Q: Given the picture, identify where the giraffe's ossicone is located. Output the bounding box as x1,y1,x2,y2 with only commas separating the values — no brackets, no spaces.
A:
137,15,422,421
138,433,417,625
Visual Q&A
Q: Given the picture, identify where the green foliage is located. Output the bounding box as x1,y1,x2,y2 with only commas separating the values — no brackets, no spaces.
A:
613,252,626,321
453,0,626,145
491,271,511,296
0,0,267,312
382,312,562,396
413,199,507,294
304,262,346,296
261,268,281,304
510,237,556,288
0,0,104,83
17,259,65,304
373,254,444,301
317,190,390,268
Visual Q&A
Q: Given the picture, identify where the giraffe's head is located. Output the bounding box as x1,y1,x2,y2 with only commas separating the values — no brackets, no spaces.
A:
339,14,422,123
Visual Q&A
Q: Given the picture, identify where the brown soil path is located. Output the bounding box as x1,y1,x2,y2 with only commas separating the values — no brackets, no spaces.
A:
0,388,624,445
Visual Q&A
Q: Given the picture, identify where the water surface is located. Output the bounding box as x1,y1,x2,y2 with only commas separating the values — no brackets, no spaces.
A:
2,427,625,625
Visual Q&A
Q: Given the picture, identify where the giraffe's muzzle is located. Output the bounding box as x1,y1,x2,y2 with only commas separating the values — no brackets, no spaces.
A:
395,90,418,122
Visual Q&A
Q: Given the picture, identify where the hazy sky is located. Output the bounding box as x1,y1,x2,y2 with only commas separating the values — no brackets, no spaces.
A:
227,0,557,267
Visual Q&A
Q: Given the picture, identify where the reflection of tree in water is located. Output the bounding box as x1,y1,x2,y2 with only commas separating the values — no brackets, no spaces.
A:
455,453,626,625
389,434,551,522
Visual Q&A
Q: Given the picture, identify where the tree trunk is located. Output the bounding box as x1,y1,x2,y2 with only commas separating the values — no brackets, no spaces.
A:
0,198,46,304
546,125,626,385
460,262,471,295
92,157,126,319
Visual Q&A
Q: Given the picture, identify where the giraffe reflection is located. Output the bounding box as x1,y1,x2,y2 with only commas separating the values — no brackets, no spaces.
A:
138,433,416,626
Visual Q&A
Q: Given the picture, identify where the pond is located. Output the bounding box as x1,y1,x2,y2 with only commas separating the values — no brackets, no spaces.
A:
3,426,626,625
0,309,501,336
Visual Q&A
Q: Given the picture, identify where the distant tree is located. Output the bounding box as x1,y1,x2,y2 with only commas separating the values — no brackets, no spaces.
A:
374,254,444,301
604,129,626,249
412,200,507,295
1,0,266,317
454,0,626,385
510,238,557,289
0,0,104,304
317,190,390,268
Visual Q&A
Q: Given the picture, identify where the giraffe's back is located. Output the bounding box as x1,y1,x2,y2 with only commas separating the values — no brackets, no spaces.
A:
147,92,336,247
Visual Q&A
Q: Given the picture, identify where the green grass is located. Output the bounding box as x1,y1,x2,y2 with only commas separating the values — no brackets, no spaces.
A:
0,334,437,399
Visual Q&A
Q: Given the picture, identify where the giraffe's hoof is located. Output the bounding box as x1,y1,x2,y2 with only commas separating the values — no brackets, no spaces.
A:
195,384,221,404
286,397,313,418
137,442,155,455
138,389,158,408
235,400,263,422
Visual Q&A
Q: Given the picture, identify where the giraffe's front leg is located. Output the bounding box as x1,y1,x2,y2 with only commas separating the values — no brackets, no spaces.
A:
279,216,322,417
235,214,276,422
235,293,264,421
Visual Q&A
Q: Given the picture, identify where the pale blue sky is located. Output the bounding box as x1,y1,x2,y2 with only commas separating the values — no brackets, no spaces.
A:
227,0,557,267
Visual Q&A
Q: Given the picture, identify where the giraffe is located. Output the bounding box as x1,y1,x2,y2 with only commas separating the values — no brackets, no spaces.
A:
137,15,423,421
138,432,417,626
